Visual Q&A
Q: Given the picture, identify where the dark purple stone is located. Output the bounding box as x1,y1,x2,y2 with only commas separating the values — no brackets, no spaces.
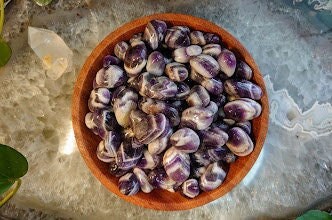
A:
103,55,121,68
204,33,221,44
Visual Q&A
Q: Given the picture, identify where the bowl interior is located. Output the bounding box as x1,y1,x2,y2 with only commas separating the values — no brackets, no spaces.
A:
72,13,269,210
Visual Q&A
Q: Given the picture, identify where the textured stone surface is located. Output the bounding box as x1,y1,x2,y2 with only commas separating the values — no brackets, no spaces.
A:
0,0,331,219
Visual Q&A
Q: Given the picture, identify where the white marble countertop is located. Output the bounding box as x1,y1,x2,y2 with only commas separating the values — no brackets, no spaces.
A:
0,0,331,219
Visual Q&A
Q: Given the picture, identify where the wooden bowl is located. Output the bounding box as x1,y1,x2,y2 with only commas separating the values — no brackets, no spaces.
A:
72,13,269,211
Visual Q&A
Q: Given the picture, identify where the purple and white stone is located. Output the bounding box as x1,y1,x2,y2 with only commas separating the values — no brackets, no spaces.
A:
223,98,262,122
114,41,129,61
104,131,122,157
136,149,161,170
146,51,166,76
163,147,190,183
165,62,189,82
186,85,210,107
148,168,179,192
143,20,167,50
199,126,229,149
103,55,121,68
88,88,111,112
226,127,254,156
199,162,228,191
96,140,114,163
148,128,173,155
173,45,202,63
181,106,215,130
181,179,200,198
235,121,252,135
189,54,220,79
112,86,138,127
224,79,263,100
118,173,140,196
165,27,190,49
85,110,118,139
202,44,222,58
130,110,168,144
124,41,147,76
170,128,200,153
190,31,206,46
204,33,221,44
95,66,127,89
217,49,236,77
234,60,253,80
133,167,154,193
115,140,143,170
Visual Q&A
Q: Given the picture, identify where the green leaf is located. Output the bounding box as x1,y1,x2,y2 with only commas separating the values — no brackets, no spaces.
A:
0,180,14,195
0,144,28,181
33,0,53,6
297,210,332,220
0,39,11,67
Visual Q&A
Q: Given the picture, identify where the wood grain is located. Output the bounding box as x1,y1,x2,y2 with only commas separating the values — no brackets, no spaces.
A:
72,13,269,211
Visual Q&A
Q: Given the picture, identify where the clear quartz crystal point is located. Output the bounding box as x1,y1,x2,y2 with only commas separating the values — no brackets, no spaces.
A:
28,26,73,80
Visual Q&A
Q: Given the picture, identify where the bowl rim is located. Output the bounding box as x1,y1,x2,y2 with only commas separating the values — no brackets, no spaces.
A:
72,13,269,211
